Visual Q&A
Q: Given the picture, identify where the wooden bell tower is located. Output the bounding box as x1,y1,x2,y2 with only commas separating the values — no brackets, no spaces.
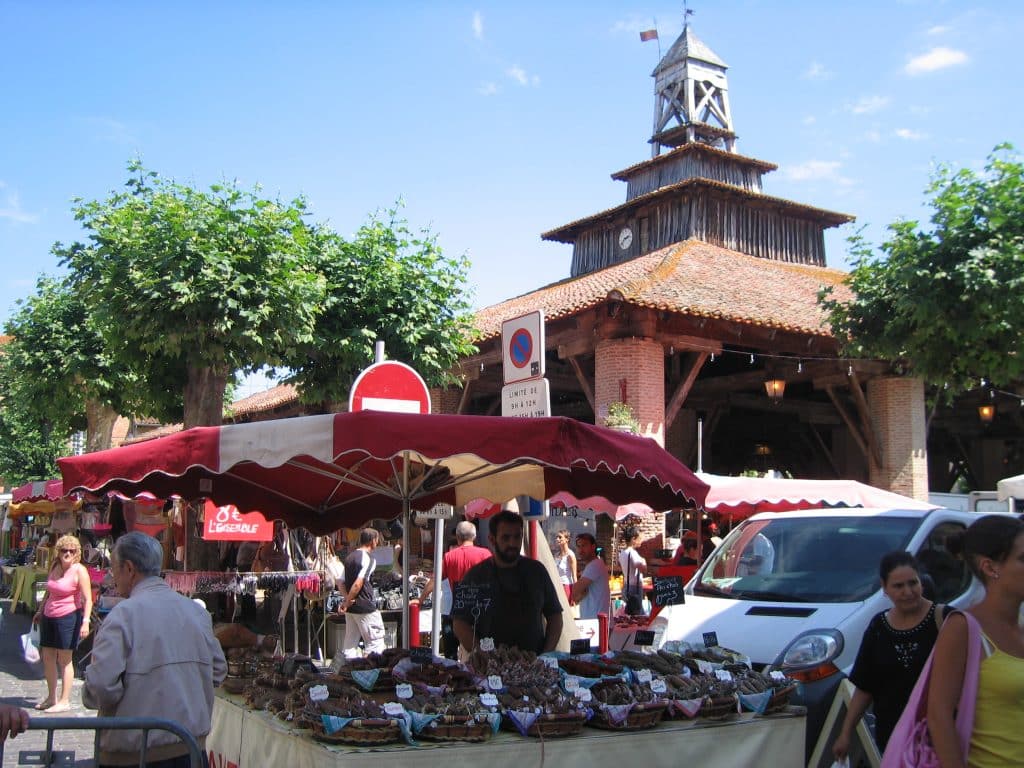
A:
650,23,735,157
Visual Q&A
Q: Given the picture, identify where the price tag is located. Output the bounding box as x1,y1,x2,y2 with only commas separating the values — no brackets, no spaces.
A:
703,631,719,648
636,669,653,683
542,656,560,670
574,687,592,702
410,646,433,664
453,583,494,615
564,675,580,691
479,693,498,707
650,678,667,694
570,638,591,655
714,669,734,682
634,630,655,647
480,637,495,652
395,683,414,699
770,670,786,682
384,702,405,716
487,675,503,691
308,684,329,702
696,659,714,674
652,575,685,606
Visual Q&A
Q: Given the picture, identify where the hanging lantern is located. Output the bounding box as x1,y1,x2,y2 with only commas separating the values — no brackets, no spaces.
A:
978,404,995,423
764,379,786,403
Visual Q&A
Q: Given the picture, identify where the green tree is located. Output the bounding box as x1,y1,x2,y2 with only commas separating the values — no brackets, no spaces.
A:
282,206,478,405
0,274,183,455
62,162,326,428
0,352,72,485
821,144,1024,397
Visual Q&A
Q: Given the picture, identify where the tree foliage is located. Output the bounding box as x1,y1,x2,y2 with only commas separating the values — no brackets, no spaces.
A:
62,162,326,427
820,144,1024,396
285,207,478,404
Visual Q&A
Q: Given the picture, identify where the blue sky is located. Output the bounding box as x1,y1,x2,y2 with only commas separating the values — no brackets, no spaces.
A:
2,2,1021,395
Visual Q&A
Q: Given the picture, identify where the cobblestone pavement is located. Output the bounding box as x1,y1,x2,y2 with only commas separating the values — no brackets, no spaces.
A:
0,599,97,767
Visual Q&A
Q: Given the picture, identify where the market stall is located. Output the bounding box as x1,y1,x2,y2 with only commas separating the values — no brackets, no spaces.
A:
208,691,804,768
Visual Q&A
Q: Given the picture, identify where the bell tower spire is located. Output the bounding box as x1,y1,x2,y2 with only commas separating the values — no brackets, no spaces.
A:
650,19,735,157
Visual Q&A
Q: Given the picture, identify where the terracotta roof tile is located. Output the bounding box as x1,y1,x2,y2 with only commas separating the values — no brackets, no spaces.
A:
474,239,851,341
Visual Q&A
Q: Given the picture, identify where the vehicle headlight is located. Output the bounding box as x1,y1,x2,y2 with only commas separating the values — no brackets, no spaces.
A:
776,629,844,670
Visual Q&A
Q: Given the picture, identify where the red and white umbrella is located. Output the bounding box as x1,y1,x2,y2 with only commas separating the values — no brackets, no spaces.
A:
465,492,657,522
59,411,707,532
11,478,66,503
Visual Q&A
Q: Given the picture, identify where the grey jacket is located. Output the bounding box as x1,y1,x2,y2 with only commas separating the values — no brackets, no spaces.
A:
84,576,227,765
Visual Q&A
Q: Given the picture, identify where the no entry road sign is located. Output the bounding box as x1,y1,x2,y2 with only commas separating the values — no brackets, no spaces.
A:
349,360,431,414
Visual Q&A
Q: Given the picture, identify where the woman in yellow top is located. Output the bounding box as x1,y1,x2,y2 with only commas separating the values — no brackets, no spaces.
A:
928,515,1024,767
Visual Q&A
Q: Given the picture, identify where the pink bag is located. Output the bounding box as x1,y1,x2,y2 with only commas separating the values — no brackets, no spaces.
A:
880,610,984,768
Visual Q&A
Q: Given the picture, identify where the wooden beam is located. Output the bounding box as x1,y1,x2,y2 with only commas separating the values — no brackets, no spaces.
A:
567,356,595,412
666,352,708,429
456,381,473,415
654,333,723,355
558,336,596,360
848,371,883,469
824,384,874,470
806,424,841,478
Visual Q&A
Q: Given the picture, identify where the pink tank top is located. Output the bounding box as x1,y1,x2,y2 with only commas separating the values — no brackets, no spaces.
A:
44,566,81,618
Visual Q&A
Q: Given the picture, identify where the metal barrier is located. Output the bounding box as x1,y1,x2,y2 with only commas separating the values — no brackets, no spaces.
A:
0,716,204,767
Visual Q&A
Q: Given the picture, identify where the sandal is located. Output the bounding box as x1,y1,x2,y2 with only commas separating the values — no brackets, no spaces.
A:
34,700,55,710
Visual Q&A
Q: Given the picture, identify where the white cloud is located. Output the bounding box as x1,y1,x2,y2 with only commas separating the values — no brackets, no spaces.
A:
895,128,927,140
802,61,832,80
905,46,968,75
847,95,890,115
802,115,817,125
478,82,499,96
927,25,950,36
611,18,653,36
506,66,538,87
0,182,38,224
781,160,853,186
863,129,882,143
472,11,483,40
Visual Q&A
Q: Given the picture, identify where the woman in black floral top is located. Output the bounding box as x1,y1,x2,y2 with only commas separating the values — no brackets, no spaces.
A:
833,551,945,761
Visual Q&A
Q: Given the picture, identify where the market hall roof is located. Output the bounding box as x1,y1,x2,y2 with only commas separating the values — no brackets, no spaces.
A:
472,239,851,341
541,177,854,244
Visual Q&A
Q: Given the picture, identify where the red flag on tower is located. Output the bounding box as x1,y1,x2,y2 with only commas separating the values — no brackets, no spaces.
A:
639,29,658,42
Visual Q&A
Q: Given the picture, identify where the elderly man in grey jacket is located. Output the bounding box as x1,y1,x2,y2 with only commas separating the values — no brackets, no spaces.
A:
85,532,226,767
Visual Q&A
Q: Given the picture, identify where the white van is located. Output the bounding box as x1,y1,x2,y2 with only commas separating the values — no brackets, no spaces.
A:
660,506,987,756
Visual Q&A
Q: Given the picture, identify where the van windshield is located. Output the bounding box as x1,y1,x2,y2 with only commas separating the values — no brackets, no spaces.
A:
694,515,921,603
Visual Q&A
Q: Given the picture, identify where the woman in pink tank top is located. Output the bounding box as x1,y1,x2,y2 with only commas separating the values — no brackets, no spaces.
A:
32,534,92,712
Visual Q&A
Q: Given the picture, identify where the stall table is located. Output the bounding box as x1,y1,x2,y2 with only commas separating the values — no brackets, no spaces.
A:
208,692,805,768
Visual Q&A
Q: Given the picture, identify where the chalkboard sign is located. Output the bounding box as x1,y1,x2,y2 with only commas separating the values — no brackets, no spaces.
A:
703,631,719,648
410,646,433,664
452,582,494,615
652,576,685,606
634,630,656,646
569,638,591,655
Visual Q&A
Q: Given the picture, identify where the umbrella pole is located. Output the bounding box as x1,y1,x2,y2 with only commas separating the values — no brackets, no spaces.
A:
431,517,443,655
401,457,411,649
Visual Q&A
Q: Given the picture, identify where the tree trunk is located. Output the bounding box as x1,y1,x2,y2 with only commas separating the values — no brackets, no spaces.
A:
184,363,229,428
85,399,119,452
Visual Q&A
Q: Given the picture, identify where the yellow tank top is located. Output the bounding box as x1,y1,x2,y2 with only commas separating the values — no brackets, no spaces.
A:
968,640,1024,768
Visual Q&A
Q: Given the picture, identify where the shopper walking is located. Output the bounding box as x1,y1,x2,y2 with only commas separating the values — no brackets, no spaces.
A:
33,534,92,713
553,529,577,601
335,528,386,659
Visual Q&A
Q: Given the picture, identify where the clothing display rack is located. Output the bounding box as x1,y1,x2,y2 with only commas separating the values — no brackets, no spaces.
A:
162,569,327,597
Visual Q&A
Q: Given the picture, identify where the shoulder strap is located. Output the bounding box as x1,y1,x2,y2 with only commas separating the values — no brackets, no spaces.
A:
935,602,946,631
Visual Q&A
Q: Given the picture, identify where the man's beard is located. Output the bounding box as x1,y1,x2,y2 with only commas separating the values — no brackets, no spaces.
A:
494,546,520,565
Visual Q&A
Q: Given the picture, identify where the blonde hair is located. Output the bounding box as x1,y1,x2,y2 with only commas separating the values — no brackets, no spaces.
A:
53,534,83,567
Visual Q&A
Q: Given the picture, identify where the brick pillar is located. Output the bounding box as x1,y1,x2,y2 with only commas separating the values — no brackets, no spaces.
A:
867,376,929,501
428,386,463,415
595,338,665,446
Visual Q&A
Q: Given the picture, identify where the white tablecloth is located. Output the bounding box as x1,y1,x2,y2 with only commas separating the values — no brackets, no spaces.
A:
208,693,805,768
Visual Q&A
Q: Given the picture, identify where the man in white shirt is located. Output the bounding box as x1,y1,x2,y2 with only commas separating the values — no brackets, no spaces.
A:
571,533,610,620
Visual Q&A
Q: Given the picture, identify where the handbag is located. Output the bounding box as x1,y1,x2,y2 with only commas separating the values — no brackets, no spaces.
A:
880,610,983,768
624,552,646,616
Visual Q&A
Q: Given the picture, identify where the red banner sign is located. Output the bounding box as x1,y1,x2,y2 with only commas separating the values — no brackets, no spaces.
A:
202,500,273,542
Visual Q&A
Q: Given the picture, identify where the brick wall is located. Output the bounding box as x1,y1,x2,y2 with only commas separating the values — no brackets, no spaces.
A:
867,376,929,500
429,386,463,415
594,337,666,446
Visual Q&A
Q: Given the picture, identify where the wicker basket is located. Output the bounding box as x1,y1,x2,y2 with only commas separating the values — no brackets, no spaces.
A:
763,684,798,715
699,695,739,721
420,715,493,743
222,676,250,695
588,702,667,731
335,668,396,692
501,711,589,738
310,718,402,746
